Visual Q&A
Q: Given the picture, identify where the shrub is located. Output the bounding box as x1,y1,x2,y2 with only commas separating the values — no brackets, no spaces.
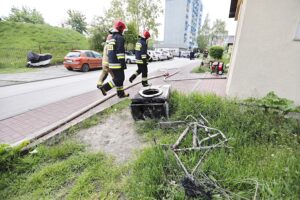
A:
209,46,224,60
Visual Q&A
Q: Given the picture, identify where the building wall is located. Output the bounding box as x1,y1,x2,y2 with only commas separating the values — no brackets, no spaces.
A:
226,0,300,104
164,0,203,49
164,0,187,47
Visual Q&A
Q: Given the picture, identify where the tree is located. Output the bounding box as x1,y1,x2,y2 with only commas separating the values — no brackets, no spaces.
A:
89,0,163,51
127,0,163,37
211,19,228,46
6,6,45,24
124,21,139,50
66,10,87,34
89,16,111,51
197,14,211,51
105,0,126,22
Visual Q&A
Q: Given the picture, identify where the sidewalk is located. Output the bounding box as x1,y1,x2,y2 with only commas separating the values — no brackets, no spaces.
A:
0,65,81,87
0,63,227,145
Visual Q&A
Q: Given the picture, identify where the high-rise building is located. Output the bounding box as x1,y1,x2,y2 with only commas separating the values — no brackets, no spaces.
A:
163,0,203,49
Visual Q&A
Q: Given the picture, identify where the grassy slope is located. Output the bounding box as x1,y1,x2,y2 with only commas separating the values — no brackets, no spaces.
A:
0,21,88,73
0,94,299,199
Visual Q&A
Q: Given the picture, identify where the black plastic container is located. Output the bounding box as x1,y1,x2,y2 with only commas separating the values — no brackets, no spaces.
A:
130,85,171,120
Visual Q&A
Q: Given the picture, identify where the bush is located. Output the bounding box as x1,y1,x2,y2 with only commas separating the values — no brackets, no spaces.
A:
209,46,224,60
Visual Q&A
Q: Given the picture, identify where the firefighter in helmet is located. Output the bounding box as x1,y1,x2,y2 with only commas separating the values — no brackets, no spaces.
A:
96,32,114,88
129,29,151,87
99,20,129,98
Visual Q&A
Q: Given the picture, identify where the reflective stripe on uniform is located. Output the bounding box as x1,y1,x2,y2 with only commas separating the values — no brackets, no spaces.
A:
103,61,109,65
109,65,122,69
135,42,142,51
116,86,124,91
109,63,122,69
141,54,147,59
136,60,143,64
109,39,116,44
142,77,148,81
117,53,125,59
108,81,115,88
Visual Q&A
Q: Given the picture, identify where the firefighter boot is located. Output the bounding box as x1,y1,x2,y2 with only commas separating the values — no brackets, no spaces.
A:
129,74,137,83
99,81,114,96
117,90,129,98
142,77,150,87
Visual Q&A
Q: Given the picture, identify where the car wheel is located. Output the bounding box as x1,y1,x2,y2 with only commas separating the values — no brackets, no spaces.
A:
67,67,73,71
126,59,130,64
81,64,89,72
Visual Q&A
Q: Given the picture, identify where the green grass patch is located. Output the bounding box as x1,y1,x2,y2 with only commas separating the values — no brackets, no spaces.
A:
0,140,126,199
126,91,300,199
0,21,89,74
1,93,299,199
0,100,131,200
191,65,210,73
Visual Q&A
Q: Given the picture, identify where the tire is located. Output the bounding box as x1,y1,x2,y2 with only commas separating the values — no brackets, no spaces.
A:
67,67,73,71
81,64,89,72
126,59,130,64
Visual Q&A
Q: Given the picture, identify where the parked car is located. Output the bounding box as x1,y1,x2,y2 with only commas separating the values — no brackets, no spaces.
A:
155,51,168,61
125,51,136,64
163,51,173,59
147,50,158,62
194,52,201,58
64,50,102,72
180,51,191,58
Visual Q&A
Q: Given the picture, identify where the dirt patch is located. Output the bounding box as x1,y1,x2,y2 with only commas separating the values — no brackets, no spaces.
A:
76,108,147,163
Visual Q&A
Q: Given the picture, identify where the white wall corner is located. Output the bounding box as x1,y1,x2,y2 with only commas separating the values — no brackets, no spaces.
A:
294,21,300,41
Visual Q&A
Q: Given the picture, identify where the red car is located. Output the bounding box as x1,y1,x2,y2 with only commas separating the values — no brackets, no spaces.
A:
64,50,102,72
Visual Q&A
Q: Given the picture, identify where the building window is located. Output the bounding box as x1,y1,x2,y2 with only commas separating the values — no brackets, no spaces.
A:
294,22,300,41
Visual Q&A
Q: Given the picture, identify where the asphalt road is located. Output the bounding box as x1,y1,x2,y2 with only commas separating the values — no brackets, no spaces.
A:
0,58,200,120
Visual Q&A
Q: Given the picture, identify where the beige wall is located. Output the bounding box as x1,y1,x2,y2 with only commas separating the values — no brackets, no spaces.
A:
226,0,300,104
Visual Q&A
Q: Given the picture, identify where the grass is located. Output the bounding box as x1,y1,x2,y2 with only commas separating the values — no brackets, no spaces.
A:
0,21,89,74
191,65,210,73
0,99,131,200
0,93,299,199
126,91,300,199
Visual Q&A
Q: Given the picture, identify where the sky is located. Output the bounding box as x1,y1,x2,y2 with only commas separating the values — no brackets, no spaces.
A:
0,0,236,40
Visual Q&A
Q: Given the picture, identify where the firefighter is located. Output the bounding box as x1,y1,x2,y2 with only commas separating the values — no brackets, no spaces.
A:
129,29,151,87
99,20,129,98
96,33,114,88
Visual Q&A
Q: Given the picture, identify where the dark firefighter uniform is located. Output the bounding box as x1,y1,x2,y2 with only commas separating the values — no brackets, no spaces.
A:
100,31,128,98
129,36,150,86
